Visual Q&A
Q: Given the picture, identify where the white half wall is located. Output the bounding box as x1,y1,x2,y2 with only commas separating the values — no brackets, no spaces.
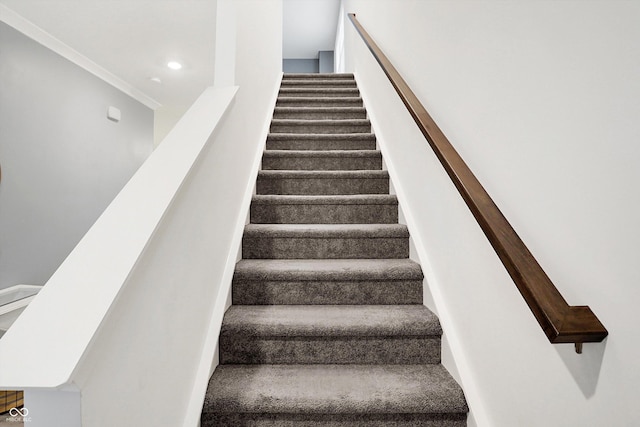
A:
343,1,640,426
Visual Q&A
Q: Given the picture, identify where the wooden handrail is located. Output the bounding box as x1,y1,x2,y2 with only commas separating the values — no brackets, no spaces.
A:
348,13,607,353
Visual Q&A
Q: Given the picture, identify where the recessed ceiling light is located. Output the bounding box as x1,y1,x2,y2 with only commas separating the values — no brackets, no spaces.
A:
167,61,182,70
150,77,162,84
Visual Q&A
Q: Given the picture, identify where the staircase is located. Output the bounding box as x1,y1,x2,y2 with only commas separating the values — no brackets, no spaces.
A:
202,74,468,426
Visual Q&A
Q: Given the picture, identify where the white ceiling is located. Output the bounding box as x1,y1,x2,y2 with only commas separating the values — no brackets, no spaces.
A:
0,0,217,110
1,0,341,112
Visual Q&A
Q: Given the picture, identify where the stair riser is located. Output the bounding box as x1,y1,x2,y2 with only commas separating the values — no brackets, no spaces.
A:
283,73,355,80
262,156,381,171
250,204,397,224
202,413,467,427
270,122,371,134
220,336,440,365
279,89,360,98
232,280,423,305
281,81,357,88
242,236,409,259
266,138,376,151
277,98,363,108
273,110,367,120
256,177,389,195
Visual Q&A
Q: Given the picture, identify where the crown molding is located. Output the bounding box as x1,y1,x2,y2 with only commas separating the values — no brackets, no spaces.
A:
0,4,161,110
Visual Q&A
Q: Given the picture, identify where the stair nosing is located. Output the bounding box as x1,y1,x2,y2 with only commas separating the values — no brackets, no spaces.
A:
205,364,468,415
283,73,354,78
251,194,397,205
267,133,376,140
274,107,366,112
233,258,422,281
221,305,441,337
262,150,380,157
271,119,370,125
258,170,388,177
243,223,409,238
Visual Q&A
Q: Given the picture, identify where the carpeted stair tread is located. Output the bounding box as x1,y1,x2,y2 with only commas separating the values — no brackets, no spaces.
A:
262,150,382,171
258,170,387,179
272,107,366,113
202,414,466,426
232,259,423,305
270,119,371,134
277,97,363,108
280,80,357,87
250,196,397,223
219,305,442,364
251,194,396,206
273,107,367,120
279,88,360,98
266,133,376,151
257,170,389,195
205,364,468,415
242,225,408,259
233,258,422,281
283,73,355,79
221,305,440,337
243,223,409,238
271,119,370,126
263,150,380,159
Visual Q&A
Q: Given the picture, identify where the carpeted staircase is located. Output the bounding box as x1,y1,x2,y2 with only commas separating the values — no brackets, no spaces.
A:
202,73,468,426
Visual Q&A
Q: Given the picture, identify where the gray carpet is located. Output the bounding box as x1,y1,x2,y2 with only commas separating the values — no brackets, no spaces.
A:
202,73,468,426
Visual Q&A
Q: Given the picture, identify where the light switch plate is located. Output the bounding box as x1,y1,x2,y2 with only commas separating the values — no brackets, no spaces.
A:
107,106,121,122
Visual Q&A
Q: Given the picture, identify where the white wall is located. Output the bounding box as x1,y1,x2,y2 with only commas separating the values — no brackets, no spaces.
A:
78,1,283,424
343,1,640,426
283,0,340,59
0,21,153,291
0,1,282,426
73,3,283,425
283,58,319,73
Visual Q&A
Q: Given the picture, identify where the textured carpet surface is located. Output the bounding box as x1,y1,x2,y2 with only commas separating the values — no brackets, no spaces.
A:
233,258,422,280
202,73,467,425
277,96,364,108
243,223,410,238
251,194,397,205
205,365,467,414
220,305,441,337
266,133,377,151
273,107,367,120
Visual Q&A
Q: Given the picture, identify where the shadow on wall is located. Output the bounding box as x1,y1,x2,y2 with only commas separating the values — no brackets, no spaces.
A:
555,339,607,398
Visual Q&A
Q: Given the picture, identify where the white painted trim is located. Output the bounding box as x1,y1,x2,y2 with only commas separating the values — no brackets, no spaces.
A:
0,285,42,317
0,4,161,110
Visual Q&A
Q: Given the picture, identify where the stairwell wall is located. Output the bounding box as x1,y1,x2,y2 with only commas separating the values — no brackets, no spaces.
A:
342,1,640,426
70,2,283,426
0,1,282,426
0,20,154,292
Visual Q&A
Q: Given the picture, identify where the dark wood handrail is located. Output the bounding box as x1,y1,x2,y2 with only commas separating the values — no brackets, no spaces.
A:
348,13,607,353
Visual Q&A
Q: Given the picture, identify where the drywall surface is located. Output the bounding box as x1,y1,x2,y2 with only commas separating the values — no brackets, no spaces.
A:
283,0,340,59
283,58,319,73
319,50,334,73
0,21,153,291
74,1,282,425
343,1,640,426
